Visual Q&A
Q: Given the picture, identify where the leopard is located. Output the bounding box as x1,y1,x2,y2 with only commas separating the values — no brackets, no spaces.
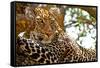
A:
16,31,96,65
16,6,64,65
16,6,97,65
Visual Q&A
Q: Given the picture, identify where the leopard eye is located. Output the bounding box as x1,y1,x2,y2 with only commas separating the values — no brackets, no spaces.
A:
40,20,44,24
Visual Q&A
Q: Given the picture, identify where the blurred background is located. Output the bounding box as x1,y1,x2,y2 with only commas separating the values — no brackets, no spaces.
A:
64,7,96,49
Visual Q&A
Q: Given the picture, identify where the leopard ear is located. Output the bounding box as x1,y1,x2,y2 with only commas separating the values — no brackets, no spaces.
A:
25,7,35,20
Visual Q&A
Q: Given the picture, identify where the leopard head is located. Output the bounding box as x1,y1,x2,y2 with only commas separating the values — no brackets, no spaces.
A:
16,6,63,44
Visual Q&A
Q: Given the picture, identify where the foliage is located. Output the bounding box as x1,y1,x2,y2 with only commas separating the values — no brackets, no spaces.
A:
64,7,96,49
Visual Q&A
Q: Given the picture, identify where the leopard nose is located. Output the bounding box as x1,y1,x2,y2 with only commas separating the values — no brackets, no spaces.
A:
43,24,53,37
45,31,53,37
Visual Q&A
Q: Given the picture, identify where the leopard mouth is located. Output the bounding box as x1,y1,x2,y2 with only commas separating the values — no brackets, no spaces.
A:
38,37,43,41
